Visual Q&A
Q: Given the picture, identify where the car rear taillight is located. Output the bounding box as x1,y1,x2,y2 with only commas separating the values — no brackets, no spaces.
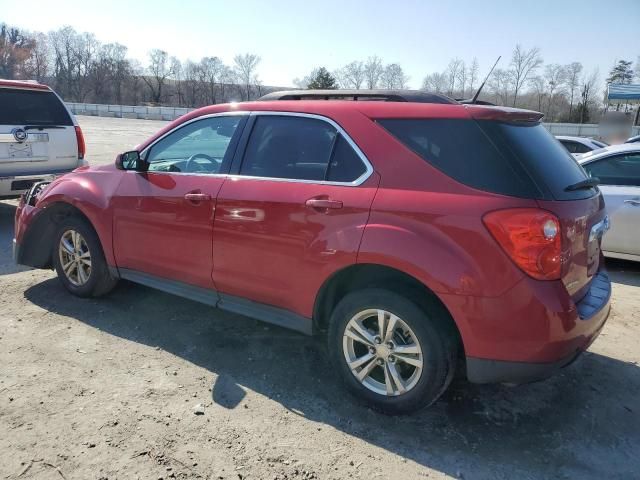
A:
75,126,86,160
483,208,562,281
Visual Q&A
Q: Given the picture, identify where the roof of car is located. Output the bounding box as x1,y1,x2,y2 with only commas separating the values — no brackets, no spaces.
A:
0,79,51,91
258,89,457,104
555,135,595,142
577,143,640,163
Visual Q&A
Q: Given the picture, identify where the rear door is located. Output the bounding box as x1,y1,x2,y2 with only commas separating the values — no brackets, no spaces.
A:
582,152,640,257
0,87,78,176
212,112,378,318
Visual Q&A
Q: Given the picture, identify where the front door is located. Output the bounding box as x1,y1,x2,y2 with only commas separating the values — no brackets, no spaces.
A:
112,114,246,289
212,113,379,318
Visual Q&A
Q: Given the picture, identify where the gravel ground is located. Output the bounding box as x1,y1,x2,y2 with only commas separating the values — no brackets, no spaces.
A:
0,117,639,480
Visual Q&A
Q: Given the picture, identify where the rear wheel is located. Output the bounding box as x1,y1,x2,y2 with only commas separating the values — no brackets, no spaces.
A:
328,288,456,414
52,216,118,297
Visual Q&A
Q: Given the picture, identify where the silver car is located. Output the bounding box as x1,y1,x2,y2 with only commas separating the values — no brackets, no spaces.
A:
578,144,640,261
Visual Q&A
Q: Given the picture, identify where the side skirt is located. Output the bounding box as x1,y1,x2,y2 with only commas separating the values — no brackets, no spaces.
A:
117,268,312,335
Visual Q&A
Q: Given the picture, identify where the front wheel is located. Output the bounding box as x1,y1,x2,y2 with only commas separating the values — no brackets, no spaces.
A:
328,288,457,415
52,216,118,297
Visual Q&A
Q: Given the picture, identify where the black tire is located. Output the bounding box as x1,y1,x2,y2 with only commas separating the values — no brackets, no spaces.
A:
52,215,118,298
328,288,457,415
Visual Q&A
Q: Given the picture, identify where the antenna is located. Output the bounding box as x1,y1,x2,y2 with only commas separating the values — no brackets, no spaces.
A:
471,56,501,104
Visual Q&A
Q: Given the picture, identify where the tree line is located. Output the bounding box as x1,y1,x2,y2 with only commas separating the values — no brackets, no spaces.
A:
1,23,638,124
0,23,269,106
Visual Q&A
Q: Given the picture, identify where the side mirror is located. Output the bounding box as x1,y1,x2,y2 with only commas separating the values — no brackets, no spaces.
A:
115,150,147,171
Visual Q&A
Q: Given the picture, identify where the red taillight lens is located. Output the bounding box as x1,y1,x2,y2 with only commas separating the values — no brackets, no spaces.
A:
74,126,86,160
483,208,562,281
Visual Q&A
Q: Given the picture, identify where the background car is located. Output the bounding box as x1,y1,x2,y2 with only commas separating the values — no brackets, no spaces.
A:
579,143,640,261
0,79,86,199
556,135,608,156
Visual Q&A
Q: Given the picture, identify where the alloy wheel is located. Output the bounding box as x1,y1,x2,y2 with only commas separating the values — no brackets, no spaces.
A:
342,309,423,396
58,229,92,286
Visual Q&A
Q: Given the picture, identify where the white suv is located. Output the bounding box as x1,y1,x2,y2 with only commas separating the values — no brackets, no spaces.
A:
0,79,87,199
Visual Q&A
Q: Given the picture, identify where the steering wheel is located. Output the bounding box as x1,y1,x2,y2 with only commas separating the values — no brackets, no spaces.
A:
184,153,220,172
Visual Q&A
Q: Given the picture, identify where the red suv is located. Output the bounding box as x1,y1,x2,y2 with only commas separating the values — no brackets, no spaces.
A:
14,90,611,414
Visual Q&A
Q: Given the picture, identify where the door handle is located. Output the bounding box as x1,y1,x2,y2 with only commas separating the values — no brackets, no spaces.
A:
184,192,211,202
305,198,343,210
624,198,640,206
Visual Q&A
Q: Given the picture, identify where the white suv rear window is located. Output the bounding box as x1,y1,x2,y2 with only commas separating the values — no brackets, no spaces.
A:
0,88,72,126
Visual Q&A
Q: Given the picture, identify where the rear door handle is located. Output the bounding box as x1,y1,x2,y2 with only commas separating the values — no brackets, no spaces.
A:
624,198,640,206
305,198,343,210
184,192,211,202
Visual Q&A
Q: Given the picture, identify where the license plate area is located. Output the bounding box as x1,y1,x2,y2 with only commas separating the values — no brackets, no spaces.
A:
8,143,33,158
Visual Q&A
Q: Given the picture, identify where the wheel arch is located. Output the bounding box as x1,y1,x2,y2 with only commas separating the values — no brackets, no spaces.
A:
18,201,104,269
313,263,464,356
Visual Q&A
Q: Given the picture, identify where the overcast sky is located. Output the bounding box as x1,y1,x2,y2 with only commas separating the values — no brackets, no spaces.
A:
2,0,638,88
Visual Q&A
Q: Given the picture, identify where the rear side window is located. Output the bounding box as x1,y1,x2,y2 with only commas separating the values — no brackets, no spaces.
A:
561,140,591,154
240,115,367,183
378,118,539,198
0,88,72,126
379,119,593,200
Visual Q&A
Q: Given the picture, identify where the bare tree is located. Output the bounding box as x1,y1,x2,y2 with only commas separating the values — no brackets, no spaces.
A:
143,49,174,104
544,64,566,121
380,63,408,89
564,61,583,120
488,68,514,106
456,61,467,98
445,58,462,96
364,56,383,89
200,56,223,104
510,44,542,107
528,75,546,112
337,61,365,89
578,69,599,123
233,53,260,100
171,57,183,106
422,72,448,93
24,32,49,81
468,58,479,96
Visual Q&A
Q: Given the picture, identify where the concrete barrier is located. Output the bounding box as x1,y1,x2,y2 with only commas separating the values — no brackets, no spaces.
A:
65,102,640,137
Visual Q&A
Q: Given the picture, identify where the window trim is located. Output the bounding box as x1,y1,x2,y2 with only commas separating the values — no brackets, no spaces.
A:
138,111,249,177
230,111,373,186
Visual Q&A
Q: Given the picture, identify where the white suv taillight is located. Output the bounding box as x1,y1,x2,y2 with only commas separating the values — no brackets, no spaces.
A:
75,126,86,160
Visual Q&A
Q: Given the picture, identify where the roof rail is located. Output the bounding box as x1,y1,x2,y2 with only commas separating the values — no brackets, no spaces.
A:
258,89,458,105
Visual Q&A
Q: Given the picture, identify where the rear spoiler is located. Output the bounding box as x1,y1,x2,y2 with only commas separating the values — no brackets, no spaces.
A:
465,105,544,123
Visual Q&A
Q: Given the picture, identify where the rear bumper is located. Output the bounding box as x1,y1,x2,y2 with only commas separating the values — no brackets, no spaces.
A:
466,275,610,384
0,168,75,198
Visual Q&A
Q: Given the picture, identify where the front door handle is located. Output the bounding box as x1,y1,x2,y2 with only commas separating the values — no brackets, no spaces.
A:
624,198,640,206
305,198,343,210
184,192,211,202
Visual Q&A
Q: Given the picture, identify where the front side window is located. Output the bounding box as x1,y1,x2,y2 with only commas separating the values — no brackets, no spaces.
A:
239,115,366,182
584,153,640,186
146,116,242,174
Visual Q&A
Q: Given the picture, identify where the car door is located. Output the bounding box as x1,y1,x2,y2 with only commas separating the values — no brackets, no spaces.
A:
112,113,247,289
212,112,379,321
583,152,640,257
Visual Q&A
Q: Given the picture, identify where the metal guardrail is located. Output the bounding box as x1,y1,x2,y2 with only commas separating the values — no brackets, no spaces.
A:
65,102,640,137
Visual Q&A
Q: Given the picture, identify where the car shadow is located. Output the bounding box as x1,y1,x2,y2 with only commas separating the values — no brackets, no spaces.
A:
0,200,29,276
24,278,640,479
606,258,640,287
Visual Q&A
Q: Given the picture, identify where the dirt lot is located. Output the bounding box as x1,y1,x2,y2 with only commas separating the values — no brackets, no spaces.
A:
1,117,639,480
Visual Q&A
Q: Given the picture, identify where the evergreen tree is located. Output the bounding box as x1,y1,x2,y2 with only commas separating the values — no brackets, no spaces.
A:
306,67,338,89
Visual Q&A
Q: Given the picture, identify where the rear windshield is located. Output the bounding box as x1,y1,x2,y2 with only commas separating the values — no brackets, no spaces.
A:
378,118,594,200
0,88,73,126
